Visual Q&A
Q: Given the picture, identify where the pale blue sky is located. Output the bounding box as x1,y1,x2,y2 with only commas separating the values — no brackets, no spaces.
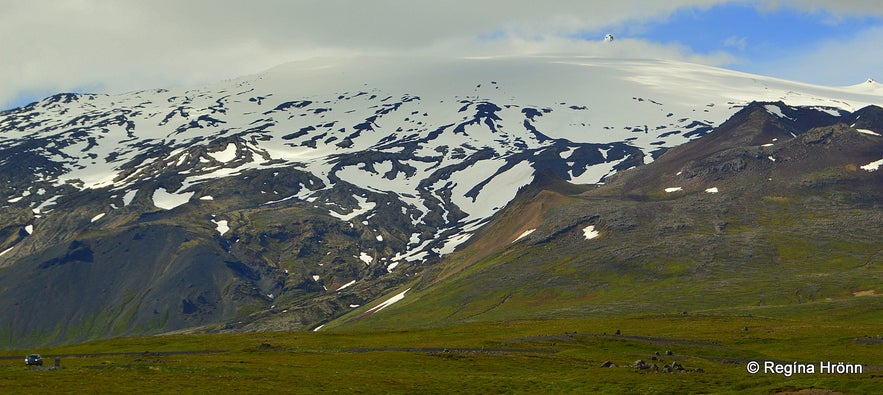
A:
2,1,881,111
594,3,882,83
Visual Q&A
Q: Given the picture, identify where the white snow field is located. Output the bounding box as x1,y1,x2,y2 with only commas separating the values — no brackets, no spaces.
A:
2,55,880,262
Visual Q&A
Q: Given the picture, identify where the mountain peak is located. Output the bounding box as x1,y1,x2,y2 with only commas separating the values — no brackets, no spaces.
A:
849,104,883,132
603,102,881,198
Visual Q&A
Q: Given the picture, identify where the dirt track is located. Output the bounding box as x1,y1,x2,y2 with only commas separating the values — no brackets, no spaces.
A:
0,349,228,361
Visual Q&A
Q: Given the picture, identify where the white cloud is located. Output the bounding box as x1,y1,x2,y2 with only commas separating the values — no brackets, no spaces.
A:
0,0,880,109
757,0,883,17
749,25,883,85
0,0,713,108
723,36,749,51
420,34,737,66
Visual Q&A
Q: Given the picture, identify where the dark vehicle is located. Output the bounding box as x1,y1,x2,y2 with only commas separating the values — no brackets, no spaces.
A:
25,354,43,366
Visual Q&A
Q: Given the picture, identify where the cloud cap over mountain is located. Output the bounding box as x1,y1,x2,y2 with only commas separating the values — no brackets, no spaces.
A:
2,0,882,109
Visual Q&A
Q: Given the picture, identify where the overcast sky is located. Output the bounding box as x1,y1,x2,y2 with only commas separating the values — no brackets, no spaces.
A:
2,0,882,110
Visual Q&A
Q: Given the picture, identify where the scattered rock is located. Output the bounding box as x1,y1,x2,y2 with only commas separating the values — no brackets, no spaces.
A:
634,360,651,370
600,360,616,368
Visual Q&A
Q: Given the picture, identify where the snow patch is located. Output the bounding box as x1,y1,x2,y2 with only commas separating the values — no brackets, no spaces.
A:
24,225,34,235
437,232,472,255
570,157,628,184
386,261,400,271
359,252,373,265
665,187,682,193
582,225,600,240
328,195,376,221
212,219,229,235
209,143,238,163
35,195,60,212
376,235,383,242
860,158,883,172
856,129,882,136
809,106,843,117
449,160,534,225
122,189,138,206
200,195,214,201
152,187,194,210
705,187,719,193
312,324,325,332
336,280,356,291
764,104,792,120
366,288,410,314
90,213,106,223
512,228,536,243
0,247,13,257
559,146,577,159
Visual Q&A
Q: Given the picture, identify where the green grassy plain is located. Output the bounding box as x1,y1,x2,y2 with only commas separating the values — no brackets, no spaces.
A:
3,305,881,394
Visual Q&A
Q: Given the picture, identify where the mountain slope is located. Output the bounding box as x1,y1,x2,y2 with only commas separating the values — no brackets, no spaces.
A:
0,55,880,347
329,103,883,330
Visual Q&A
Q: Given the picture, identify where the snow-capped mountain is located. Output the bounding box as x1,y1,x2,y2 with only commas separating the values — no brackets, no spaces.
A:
330,101,883,331
0,55,880,347
2,56,879,259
